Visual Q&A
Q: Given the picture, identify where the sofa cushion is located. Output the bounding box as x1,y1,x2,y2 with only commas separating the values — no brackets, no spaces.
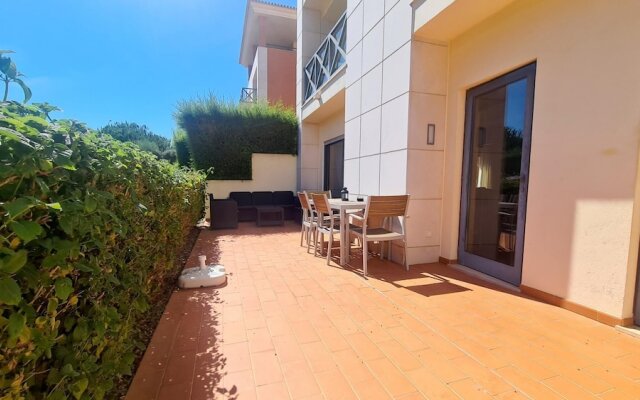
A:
273,191,294,206
252,191,274,206
229,191,253,207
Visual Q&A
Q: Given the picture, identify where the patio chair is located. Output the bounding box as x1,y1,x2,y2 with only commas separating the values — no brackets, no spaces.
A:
310,193,341,265
349,195,410,276
297,192,315,253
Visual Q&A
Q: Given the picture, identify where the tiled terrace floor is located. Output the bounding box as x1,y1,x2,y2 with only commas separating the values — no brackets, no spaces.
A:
127,222,640,400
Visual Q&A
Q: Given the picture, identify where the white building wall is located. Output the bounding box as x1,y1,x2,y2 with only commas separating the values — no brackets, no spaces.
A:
344,0,440,264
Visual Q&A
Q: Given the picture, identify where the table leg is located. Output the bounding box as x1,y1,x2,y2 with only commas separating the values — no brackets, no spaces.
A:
340,208,347,265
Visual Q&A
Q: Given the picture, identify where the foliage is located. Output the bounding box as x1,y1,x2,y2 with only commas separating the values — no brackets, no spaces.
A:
0,51,31,103
172,129,192,167
32,103,62,122
175,96,297,179
98,122,174,162
0,101,205,399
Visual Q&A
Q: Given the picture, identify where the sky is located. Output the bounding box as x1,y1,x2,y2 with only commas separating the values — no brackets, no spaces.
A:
3,0,297,138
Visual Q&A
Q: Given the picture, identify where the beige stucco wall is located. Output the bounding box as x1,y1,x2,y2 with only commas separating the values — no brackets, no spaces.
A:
299,111,345,191
205,153,297,218
437,0,640,318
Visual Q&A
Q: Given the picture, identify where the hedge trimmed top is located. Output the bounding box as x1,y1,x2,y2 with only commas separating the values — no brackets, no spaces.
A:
175,97,298,180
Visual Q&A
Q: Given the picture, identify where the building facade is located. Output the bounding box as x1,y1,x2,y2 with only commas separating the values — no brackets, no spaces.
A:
240,0,297,107
297,0,640,326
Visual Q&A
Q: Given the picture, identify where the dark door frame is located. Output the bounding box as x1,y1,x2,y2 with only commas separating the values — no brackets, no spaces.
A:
458,62,537,286
323,136,345,197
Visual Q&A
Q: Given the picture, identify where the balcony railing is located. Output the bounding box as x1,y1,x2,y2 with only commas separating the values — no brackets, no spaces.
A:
303,12,347,102
240,87,257,103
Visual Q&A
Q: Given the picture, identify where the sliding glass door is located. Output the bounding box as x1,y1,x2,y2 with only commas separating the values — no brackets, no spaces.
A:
324,138,344,198
458,63,536,285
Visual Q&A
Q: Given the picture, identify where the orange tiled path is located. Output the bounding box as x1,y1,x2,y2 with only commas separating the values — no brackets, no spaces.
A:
127,222,640,400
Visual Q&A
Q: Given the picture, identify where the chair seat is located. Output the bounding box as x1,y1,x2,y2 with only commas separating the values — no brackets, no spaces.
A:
350,226,404,241
317,222,341,232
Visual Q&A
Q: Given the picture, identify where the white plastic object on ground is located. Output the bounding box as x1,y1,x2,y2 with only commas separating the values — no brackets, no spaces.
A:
177,255,226,289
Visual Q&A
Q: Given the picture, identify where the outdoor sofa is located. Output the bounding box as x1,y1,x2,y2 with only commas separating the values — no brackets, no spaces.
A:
209,191,300,229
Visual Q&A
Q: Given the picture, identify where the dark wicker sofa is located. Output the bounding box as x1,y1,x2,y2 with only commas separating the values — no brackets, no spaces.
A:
228,191,297,223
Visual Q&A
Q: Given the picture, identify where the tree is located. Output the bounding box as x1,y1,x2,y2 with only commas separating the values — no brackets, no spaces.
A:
98,121,175,162
33,102,62,121
0,50,31,103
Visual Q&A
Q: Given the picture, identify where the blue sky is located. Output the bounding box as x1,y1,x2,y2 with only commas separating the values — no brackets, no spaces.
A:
3,0,297,138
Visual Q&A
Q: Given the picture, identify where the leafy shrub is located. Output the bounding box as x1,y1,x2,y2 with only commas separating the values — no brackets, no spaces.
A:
98,122,174,162
175,97,297,179
0,102,205,399
173,129,192,167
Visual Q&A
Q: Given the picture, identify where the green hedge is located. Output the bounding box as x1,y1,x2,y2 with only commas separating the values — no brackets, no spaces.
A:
0,102,205,399
173,128,192,167
175,97,297,180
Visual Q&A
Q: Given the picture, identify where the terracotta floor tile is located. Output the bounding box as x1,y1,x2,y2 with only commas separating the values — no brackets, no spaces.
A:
359,319,393,343
345,332,385,361
255,381,290,400
315,369,358,400
281,360,322,399
451,356,513,396
273,335,306,364
333,348,375,384
315,326,351,352
404,368,460,400
291,320,321,344
266,315,293,337
301,341,337,373
542,375,599,399
598,388,638,400
493,390,530,400
157,382,191,400
222,320,247,344
129,224,640,400
222,342,252,373
350,378,393,400
126,366,164,400
448,378,494,400
497,365,564,399
163,350,197,386
366,358,416,397
251,350,283,386
247,327,275,354
244,310,267,330
416,350,468,384
377,340,422,372
583,365,640,396
193,352,224,397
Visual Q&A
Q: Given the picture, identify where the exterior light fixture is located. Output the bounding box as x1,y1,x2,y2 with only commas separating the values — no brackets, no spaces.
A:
427,124,436,145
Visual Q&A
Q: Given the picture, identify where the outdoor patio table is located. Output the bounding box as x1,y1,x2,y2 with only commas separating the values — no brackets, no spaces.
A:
328,198,366,265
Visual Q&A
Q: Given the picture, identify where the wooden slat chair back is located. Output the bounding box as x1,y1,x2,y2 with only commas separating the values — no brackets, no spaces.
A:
310,193,341,265
306,190,332,199
365,195,409,220
350,195,410,276
297,192,315,252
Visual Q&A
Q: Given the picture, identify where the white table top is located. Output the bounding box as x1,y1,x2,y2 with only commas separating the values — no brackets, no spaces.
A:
328,198,366,210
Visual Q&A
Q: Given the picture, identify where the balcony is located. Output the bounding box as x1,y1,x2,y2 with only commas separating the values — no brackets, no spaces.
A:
240,87,257,103
303,11,347,102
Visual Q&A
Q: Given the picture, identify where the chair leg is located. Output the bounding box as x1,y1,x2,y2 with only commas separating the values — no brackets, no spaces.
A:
327,231,333,265
363,240,368,277
306,226,312,253
300,224,305,247
403,240,408,271
379,241,384,260
313,228,319,256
